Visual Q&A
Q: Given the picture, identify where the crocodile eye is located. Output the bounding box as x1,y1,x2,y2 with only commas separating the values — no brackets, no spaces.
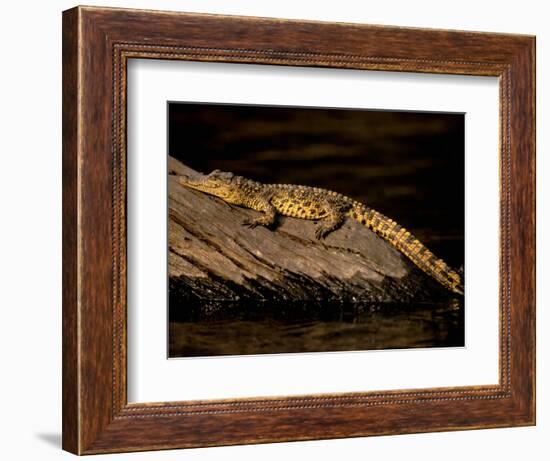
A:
218,172,234,180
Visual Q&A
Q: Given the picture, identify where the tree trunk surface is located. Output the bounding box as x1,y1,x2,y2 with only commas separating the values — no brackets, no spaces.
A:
168,156,450,319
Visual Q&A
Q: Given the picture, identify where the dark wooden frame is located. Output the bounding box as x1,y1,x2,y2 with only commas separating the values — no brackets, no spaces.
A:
62,5,535,455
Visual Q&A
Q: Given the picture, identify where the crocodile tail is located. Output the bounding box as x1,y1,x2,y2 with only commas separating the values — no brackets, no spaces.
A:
348,204,464,295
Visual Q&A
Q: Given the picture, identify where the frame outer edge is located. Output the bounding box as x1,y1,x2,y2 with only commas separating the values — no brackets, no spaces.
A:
512,36,536,423
62,6,81,455
62,6,536,454
531,36,537,425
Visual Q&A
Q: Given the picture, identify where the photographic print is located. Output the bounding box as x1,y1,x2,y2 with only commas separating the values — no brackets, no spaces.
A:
168,102,465,358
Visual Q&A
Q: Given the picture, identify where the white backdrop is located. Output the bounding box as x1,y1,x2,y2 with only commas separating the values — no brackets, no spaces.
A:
0,1,546,460
127,61,499,402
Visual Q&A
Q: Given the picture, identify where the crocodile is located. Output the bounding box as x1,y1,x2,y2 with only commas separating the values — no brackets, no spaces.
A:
177,169,464,295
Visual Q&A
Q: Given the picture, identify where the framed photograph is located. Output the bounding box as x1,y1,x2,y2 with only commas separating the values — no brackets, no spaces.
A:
62,6,535,454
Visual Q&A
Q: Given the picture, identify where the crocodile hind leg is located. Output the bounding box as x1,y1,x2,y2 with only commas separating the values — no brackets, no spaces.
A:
314,201,349,239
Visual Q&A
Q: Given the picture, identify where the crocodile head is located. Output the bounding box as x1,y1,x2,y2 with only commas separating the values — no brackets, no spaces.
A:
179,169,240,202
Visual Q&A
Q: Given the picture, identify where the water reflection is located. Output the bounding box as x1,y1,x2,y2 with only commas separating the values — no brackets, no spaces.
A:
169,300,464,358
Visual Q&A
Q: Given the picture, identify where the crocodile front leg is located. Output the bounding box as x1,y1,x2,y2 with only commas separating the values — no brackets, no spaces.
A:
242,195,277,229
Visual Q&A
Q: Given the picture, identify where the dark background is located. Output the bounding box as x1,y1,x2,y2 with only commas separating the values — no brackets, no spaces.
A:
169,102,464,268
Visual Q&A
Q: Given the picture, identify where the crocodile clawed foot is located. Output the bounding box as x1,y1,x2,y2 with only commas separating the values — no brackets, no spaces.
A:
242,219,259,229
315,227,328,240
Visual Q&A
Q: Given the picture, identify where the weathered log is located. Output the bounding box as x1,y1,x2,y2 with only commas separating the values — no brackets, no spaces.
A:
168,156,451,319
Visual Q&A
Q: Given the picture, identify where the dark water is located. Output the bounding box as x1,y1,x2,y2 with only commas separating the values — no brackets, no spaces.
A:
169,300,464,358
